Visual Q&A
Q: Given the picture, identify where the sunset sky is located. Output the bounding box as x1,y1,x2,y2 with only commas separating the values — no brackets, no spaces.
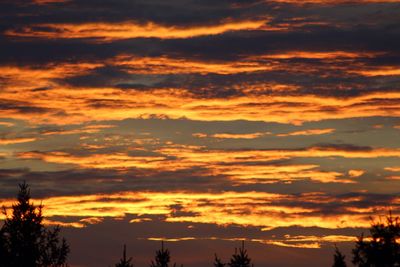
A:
1,0,400,266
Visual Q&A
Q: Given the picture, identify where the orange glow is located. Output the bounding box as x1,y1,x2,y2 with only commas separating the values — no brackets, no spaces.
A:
262,51,379,59
16,144,400,184
144,234,357,248
277,128,335,137
385,167,400,172
2,191,391,230
105,52,384,76
42,124,115,136
192,133,208,138
0,137,37,145
193,132,270,139
0,122,15,127
348,169,365,178
18,151,167,169
351,67,400,77
0,64,102,91
210,164,351,183
2,85,400,125
6,20,269,41
111,56,274,75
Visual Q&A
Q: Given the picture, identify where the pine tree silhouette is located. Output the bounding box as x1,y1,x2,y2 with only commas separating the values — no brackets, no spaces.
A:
332,245,347,267
214,253,225,267
115,244,134,267
150,241,179,267
0,182,69,267
228,241,253,267
352,211,400,267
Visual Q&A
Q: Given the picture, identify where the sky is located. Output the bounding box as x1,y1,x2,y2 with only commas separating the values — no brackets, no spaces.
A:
0,0,400,266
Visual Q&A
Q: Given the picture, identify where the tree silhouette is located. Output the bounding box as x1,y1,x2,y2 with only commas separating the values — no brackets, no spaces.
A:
150,241,179,267
0,227,7,266
0,182,69,267
352,211,400,267
229,241,253,267
332,245,347,267
214,253,225,267
115,244,134,267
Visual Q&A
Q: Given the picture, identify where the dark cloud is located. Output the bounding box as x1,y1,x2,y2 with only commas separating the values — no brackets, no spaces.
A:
0,99,54,114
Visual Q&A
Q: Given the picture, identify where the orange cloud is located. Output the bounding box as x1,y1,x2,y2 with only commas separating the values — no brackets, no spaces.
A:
0,137,37,145
3,87,400,125
17,151,166,169
144,234,357,248
211,132,270,139
193,132,270,139
5,19,269,41
192,133,208,138
277,128,335,137
110,52,381,76
261,51,379,60
111,55,274,75
16,144,400,184
42,124,115,136
0,64,101,91
1,62,400,126
0,122,15,127
350,66,400,77
385,167,400,180
385,167,400,172
2,191,389,230
348,169,365,178
211,164,350,184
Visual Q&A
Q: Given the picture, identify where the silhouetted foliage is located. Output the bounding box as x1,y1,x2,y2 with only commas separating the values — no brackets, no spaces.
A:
0,227,6,264
0,182,69,267
214,253,225,267
150,241,180,267
352,211,400,267
115,244,134,267
332,245,347,267
229,241,253,267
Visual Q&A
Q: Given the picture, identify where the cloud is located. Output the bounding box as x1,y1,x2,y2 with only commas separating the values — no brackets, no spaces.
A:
277,128,335,137
2,80,400,124
348,169,365,178
0,137,37,145
5,19,270,41
143,234,357,249
13,143,400,185
385,167,400,172
193,132,270,139
350,66,400,77
0,1,399,265
0,122,15,127
2,190,398,231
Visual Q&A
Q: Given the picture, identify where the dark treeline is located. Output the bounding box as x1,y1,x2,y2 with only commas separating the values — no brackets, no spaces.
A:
1,183,400,267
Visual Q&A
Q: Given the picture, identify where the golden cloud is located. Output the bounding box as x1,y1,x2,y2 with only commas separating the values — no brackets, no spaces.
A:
0,137,37,145
277,128,335,137
5,19,269,41
2,191,392,231
348,169,365,178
